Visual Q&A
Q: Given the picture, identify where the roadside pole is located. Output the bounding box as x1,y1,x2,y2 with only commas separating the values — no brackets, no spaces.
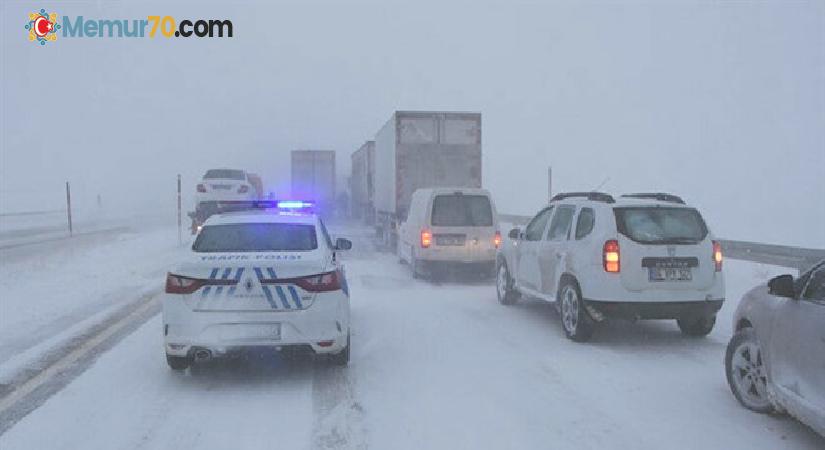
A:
65,182,73,236
177,174,182,245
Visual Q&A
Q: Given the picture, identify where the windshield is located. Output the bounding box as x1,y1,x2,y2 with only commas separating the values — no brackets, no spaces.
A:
614,207,708,244
192,223,317,252
431,194,493,227
203,169,245,180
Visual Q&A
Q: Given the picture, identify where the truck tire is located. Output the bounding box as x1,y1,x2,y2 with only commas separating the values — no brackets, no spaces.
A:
558,278,595,342
677,315,716,337
496,262,520,305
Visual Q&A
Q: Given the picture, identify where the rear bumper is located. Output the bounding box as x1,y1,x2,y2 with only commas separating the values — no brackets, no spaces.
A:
583,299,724,320
419,259,496,275
162,292,349,357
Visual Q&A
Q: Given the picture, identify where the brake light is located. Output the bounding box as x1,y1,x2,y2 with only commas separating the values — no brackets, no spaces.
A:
713,240,723,271
196,184,206,193
421,229,432,248
294,271,341,292
238,185,249,194
494,231,502,249
165,273,205,294
603,240,620,273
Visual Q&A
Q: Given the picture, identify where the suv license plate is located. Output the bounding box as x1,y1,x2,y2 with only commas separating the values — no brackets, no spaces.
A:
649,267,692,282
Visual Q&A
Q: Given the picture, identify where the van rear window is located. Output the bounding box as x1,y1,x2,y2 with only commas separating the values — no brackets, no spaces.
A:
613,207,708,244
431,194,493,227
193,223,317,252
204,169,245,180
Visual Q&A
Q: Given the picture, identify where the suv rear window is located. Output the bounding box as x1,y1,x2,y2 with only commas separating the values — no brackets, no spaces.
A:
431,194,493,227
613,207,708,245
204,169,245,180
193,223,318,252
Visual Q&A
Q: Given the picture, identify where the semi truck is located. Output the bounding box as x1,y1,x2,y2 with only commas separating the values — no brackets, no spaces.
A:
291,150,336,216
373,111,482,247
350,141,375,222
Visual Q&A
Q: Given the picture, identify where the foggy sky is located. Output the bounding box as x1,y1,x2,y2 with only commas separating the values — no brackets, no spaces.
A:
2,0,823,247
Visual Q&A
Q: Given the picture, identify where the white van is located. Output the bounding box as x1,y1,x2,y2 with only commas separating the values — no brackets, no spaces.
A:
397,188,500,279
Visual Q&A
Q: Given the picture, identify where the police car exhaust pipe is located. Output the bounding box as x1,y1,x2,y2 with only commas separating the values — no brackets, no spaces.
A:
194,349,212,361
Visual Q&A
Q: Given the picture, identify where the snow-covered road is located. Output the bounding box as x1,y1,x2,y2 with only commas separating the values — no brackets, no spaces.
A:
0,225,822,449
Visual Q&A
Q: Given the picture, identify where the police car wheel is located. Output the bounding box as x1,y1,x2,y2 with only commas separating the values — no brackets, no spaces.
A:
330,332,350,366
166,354,192,371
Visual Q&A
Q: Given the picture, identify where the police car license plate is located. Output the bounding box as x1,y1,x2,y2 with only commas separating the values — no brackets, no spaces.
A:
245,323,281,340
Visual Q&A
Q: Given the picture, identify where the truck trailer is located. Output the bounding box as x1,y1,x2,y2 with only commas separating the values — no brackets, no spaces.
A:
291,150,336,216
350,140,375,222
373,111,482,247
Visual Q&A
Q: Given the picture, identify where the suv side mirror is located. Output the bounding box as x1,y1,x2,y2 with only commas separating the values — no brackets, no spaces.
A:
508,228,521,240
768,274,795,299
335,238,352,251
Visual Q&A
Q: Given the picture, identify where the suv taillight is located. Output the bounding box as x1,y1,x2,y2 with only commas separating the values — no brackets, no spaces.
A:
238,185,249,194
494,231,502,249
421,229,432,248
165,273,205,294
603,240,620,273
294,271,341,292
713,240,723,272
196,184,206,193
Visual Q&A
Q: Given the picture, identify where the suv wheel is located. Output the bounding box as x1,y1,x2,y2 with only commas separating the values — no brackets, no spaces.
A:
166,354,192,371
558,279,594,342
496,262,520,305
677,314,716,336
725,328,773,413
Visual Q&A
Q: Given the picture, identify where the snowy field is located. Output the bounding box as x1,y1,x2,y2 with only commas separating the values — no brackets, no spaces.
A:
0,224,822,449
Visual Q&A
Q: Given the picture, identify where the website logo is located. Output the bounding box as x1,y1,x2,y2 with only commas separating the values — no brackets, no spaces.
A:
26,9,60,45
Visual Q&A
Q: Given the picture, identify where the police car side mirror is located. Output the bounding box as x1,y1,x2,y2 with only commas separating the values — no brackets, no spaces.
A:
335,238,352,251
768,274,796,299
508,228,521,240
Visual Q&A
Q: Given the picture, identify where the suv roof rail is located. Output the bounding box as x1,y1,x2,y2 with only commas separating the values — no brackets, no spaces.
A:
620,193,685,204
550,192,615,204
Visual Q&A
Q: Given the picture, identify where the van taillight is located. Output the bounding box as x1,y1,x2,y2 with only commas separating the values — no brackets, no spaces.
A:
196,184,206,193
238,185,249,194
494,231,502,249
295,271,341,292
165,273,205,294
421,229,432,248
603,240,620,273
713,241,723,272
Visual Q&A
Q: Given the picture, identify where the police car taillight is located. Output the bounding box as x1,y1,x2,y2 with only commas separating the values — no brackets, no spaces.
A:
165,273,205,294
295,271,341,292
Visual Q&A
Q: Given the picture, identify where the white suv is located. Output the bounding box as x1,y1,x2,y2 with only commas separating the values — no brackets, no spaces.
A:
496,192,725,342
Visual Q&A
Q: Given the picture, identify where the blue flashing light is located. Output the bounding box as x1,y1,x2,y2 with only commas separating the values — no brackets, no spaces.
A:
276,200,315,210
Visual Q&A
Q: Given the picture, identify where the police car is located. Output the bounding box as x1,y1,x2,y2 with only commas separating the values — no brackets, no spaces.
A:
164,201,352,370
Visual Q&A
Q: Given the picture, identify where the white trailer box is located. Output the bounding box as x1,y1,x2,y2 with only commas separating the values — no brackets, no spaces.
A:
350,141,375,222
291,150,336,216
373,111,482,245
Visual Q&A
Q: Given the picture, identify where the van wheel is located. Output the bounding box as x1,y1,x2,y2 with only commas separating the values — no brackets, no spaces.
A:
558,279,594,342
677,315,716,336
166,354,192,371
411,247,422,279
496,262,520,305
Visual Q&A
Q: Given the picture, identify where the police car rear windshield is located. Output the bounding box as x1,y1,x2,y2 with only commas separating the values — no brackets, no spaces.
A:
614,207,708,245
203,169,246,180
431,194,493,227
193,224,318,252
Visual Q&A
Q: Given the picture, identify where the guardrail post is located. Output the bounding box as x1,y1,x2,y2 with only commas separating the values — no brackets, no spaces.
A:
177,174,182,245
65,181,73,236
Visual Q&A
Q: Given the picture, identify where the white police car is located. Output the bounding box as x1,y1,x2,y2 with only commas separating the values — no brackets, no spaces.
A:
164,201,352,370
